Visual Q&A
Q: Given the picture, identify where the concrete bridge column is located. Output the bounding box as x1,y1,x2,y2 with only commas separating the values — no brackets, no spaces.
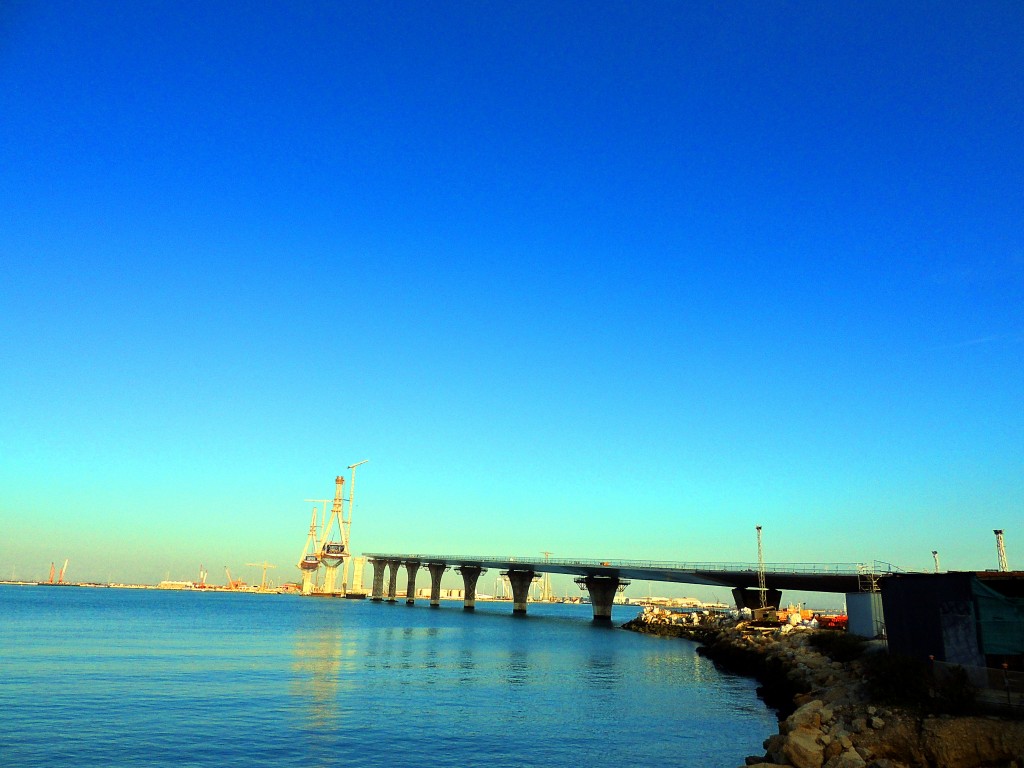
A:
386,559,401,602
731,587,782,611
404,561,420,605
370,559,387,602
578,575,627,623
427,562,447,607
455,565,485,611
504,569,536,615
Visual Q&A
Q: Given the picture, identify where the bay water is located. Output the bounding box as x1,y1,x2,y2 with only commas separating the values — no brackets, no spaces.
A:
0,585,776,767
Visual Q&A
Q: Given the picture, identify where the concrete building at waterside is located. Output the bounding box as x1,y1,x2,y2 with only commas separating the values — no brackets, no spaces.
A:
879,571,1024,669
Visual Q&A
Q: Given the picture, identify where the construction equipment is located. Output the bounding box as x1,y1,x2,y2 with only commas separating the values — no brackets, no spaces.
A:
224,566,245,590
247,561,277,591
316,476,347,594
303,497,331,535
995,529,1009,572
341,460,369,593
48,562,55,584
297,505,323,595
540,551,554,601
297,462,369,596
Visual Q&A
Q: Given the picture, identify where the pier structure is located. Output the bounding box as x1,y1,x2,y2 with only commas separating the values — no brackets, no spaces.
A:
426,562,447,607
386,559,400,602
503,568,535,615
455,564,484,610
366,554,639,621
404,560,420,605
370,558,387,601
364,553,898,620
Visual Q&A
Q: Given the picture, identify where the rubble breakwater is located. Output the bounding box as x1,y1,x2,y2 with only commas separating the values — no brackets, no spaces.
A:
622,608,1024,768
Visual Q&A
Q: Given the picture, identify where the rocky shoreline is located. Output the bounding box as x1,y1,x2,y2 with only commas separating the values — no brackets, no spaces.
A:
622,609,1024,768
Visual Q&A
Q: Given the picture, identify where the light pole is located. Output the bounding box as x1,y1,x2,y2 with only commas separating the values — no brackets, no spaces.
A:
342,459,369,593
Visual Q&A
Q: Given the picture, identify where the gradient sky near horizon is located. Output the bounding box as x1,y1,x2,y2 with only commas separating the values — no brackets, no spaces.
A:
1,2,1022,594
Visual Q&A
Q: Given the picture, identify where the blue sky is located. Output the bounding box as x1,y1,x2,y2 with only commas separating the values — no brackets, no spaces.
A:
1,2,1022,594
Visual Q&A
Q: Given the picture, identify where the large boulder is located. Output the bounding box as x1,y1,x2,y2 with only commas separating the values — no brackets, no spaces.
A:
782,726,825,768
785,699,825,733
921,716,1024,768
823,749,867,768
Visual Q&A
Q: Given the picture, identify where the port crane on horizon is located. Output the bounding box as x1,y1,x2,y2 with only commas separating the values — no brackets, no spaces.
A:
48,559,69,584
224,566,245,590
247,561,277,592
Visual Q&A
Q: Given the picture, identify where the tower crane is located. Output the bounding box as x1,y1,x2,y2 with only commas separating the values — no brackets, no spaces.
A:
341,460,368,593
247,561,277,592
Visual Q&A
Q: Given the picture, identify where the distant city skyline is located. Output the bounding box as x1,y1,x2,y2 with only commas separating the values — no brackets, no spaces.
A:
1,2,1021,592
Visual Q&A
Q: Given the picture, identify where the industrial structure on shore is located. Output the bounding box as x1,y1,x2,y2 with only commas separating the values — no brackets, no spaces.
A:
296,460,369,597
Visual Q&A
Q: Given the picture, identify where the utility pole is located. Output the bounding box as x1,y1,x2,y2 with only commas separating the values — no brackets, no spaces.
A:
756,525,767,610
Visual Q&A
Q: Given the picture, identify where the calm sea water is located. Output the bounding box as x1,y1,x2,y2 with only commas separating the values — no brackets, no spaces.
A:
0,586,775,767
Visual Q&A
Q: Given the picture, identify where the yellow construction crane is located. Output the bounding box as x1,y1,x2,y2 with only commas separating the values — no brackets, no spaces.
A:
247,561,277,591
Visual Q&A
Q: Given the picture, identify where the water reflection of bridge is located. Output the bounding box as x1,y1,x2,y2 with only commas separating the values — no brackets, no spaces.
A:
362,554,902,621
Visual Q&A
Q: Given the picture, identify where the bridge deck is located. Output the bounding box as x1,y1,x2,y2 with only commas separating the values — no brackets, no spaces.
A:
363,553,900,594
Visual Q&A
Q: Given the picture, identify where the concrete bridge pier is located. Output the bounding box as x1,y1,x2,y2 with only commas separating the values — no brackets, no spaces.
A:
404,560,420,605
456,565,485,611
577,575,628,622
386,559,401,602
731,587,782,611
504,569,536,615
427,562,447,607
370,558,387,601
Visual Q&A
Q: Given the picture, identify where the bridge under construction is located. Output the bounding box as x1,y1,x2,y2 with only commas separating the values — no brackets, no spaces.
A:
360,553,903,621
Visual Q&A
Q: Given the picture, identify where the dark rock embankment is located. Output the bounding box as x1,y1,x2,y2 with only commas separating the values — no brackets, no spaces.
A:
623,609,1024,768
